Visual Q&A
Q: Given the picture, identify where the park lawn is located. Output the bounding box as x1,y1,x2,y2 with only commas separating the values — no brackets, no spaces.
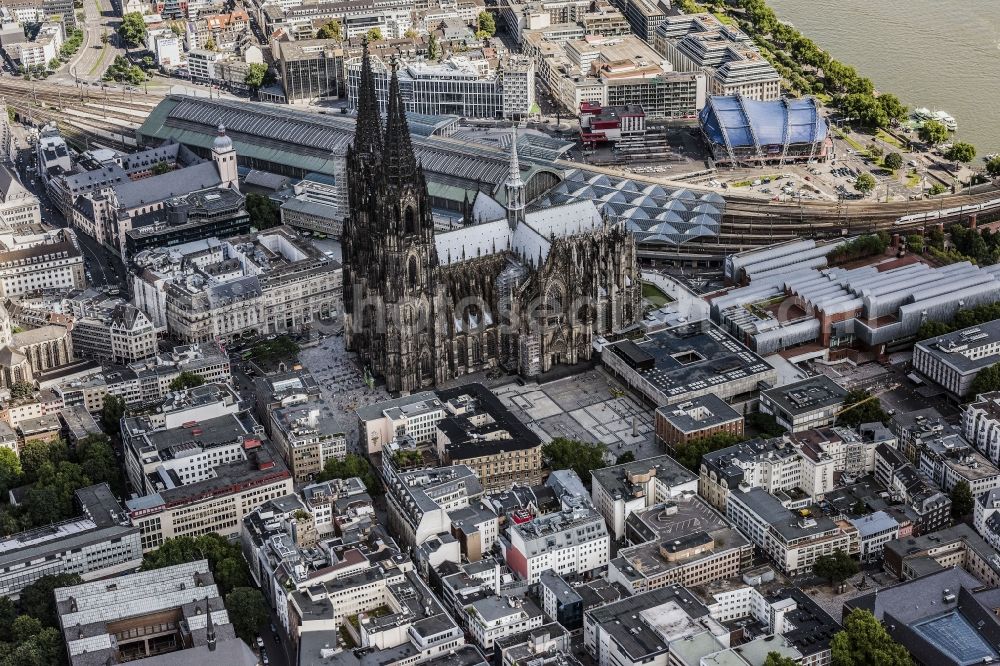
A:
876,129,904,149
641,281,673,308
906,169,920,188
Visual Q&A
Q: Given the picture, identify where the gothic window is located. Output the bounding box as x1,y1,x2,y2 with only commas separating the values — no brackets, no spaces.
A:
421,350,433,379
408,256,418,289
485,331,497,358
544,283,564,326
404,206,416,234
472,337,482,364
456,338,467,368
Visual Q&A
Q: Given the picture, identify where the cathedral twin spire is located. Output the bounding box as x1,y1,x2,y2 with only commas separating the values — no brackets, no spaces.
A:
352,41,420,189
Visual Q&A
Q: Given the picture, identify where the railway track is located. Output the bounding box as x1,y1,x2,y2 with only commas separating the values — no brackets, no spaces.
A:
3,80,1000,261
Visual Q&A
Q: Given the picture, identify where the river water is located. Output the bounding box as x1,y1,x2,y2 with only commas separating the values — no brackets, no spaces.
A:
766,0,1000,155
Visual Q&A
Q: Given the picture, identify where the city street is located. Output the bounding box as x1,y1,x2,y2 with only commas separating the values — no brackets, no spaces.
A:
62,0,125,84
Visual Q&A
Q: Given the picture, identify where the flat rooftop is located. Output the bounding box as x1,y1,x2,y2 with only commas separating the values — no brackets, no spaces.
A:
605,321,774,401
761,375,847,416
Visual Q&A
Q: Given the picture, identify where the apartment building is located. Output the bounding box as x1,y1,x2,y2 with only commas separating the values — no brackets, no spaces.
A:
699,437,800,512
54,342,230,412
974,488,1000,551
503,495,609,584
590,454,697,541
726,488,857,576
386,465,484,548
301,477,373,536
0,228,85,297
874,443,952,535
270,399,347,481
0,165,41,230
963,391,1000,466
850,510,899,562
653,14,781,100
917,432,1000,496
465,596,544,650
357,391,445,455
0,484,142,599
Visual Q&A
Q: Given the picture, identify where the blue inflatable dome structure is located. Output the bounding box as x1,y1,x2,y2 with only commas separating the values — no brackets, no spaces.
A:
699,95,829,165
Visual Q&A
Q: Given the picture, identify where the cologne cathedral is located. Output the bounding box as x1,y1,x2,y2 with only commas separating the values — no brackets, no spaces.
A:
342,45,641,394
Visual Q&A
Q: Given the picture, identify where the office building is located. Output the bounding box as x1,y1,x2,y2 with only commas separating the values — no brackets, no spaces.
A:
883,523,1000,586
726,488,856,576
54,560,257,666
655,393,743,449
270,399,347,481
602,320,777,408
273,39,345,104
653,14,781,101
70,303,158,365
0,228,85,297
346,52,535,120
584,585,729,666
914,319,1000,400
386,465,484,548
759,375,848,433
278,174,343,237
123,408,293,550
0,484,142,599
608,493,751,593
0,164,41,230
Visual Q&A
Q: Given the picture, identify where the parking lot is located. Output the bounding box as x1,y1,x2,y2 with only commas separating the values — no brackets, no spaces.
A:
494,369,661,461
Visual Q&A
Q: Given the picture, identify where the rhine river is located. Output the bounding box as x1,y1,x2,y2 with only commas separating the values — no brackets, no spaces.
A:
766,0,1000,155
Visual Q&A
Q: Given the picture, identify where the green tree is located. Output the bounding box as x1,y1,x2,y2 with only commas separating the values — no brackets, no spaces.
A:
19,440,67,484
831,608,912,666
763,652,799,666
745,412,786,437
970,362,1000,397
245,192,280,230
0,447,21,499
813,548,858,586
883,152,903,171
944,141,976,164
0,596,17,643
19,573,83,628
854,172,877,195
75,435,124,496
366,27,383,42
986,156,1000,179
169,371,206,391
225,587,269,644
876,93,907,124
47,58,60,70
951,480,974,519
101,394,126,437
837,389,889,427
673,432,744,471
615,451,636,465
839,93,887,128
317,454,379,495
2,626,64,666
477,11,496,37
118,12,148,48
11,615,43,644
9,380,35,401
316,19,342,40
427,32,440,60
905,234,924,253
150,161,172,175
244,62,270,91
918,119,949,145
917,320,953,340
542,438,607,484
141,534,249,595
203,37,217,51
